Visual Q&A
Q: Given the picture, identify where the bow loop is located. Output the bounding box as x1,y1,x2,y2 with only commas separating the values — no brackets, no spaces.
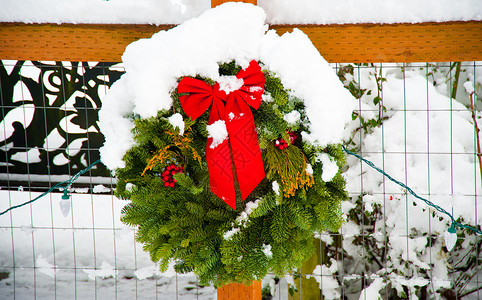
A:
234,60,265,110
178,78,225,121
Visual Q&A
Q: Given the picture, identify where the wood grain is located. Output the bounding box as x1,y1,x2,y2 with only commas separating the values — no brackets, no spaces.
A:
272,21,482,63
217,281,262,300
211,0,256,7
0,23,172,62
1,21,481,63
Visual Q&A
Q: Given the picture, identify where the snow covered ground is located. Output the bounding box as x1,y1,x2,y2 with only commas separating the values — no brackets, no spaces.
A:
1,0,481,25
0,190,219,299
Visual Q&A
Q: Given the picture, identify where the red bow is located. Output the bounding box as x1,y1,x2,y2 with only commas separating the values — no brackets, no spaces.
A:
177,60,266,209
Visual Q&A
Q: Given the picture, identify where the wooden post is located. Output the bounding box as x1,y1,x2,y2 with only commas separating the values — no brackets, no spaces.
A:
211,0,257,8
218,280,262,300
288,239,324,300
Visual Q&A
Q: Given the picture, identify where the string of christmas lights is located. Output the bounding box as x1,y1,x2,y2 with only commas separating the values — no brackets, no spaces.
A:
342,145,482,251
0,159,101,217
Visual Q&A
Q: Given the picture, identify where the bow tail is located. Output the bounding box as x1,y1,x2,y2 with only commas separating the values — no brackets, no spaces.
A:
206,98,237,209
206,139,237,209
226,97,265,200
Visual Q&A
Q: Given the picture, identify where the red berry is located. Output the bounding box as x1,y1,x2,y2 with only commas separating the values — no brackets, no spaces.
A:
173,179,177,183
164,182,170,187
170,182,175,188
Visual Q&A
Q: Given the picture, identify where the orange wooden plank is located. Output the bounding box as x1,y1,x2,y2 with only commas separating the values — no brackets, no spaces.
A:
0,23,172,62
0,21,481,63
217,280,261,300
211,0,256,7
272,21,482,63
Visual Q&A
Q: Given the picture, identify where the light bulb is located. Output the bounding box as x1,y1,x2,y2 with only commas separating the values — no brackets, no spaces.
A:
444,224,457,251
59,190,71,217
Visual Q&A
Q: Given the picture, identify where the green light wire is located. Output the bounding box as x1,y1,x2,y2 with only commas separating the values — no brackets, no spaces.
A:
342,146,482,235
0,159,101,217
2,148,481,236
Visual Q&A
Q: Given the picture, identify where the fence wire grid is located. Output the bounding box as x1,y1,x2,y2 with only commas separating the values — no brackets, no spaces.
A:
0,60,481,300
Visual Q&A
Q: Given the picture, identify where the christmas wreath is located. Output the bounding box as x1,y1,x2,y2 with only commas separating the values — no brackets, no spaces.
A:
99,3,354,286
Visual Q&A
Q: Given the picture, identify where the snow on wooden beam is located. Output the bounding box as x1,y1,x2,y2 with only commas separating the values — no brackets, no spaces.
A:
0,21,481,63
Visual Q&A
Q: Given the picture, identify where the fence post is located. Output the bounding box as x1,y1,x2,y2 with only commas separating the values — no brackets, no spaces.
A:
218,280,262,300
211,0,257,8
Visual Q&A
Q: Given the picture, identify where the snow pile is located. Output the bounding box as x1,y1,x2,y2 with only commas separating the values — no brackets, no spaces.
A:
2,0,481,24
339,64,481,297
99,3,354,170
168,113,185,135
345,71,480,226
206,120,228,149
0,0,209,25
218,76,244,94
308,259,340,299
259,0,482,24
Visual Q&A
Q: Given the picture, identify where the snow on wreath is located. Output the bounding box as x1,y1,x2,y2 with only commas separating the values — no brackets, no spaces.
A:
98,3,355,285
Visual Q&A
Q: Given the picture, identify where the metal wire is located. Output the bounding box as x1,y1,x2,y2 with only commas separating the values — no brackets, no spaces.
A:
1,60,482,299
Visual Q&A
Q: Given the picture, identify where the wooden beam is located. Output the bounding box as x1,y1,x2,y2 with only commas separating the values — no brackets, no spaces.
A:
1,21,481,63
212,0,256,7
272,21,482,63
0,23,172,62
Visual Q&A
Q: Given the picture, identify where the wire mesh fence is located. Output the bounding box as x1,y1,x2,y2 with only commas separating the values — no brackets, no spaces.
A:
0,60,481,299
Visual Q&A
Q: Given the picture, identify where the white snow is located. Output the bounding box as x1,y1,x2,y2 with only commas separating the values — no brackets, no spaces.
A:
99,3,354,170
308,259,340,300
218,76,244,95
340,64,482,296
134,265,160,280
0,191,216,299
168,113,185,135
259,0,482,24
35,255,55,278
92,184,111,193
463,81,475,95
344,71,481,228
206,120,228,149
83,261,117,280
262,244,272,258
223,227,240,240
358,277,386,300
98,77,135,170
272,181,280,195
316,153,339,182
0,0,210,25
1,0,480,24
283,110,300,124
234,198,261,226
